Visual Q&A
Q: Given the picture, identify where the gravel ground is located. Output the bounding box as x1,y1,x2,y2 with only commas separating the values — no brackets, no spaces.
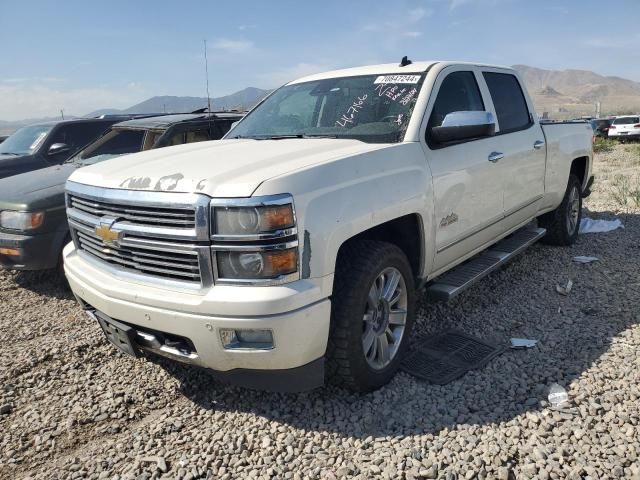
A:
1,145,639,479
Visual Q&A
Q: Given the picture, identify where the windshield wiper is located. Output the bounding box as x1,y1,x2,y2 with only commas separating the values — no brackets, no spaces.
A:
256,134,340,140
0,152,20,156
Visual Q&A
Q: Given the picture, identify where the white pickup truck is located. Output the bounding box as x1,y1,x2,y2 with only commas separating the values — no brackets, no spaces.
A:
64,60,593,392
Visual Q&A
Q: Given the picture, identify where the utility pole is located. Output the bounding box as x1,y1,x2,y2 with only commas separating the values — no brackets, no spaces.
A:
60,109,65,120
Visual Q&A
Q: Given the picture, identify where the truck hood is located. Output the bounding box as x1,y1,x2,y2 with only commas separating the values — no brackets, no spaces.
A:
68,138,389,197
0,163,77,211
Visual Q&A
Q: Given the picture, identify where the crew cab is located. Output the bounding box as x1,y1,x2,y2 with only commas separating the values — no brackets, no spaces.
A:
63,60,593,392
0,113,242,271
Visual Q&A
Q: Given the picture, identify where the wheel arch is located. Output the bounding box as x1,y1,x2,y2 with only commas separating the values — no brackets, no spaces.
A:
335,213,425,283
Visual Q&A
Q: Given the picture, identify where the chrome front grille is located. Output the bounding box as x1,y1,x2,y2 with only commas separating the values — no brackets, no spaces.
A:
66,182,213,290
68,195,196,229
75,229,201,282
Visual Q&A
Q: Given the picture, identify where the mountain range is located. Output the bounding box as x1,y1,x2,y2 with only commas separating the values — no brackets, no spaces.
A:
85,87,271,117
513,65,640,118
3,64,640,134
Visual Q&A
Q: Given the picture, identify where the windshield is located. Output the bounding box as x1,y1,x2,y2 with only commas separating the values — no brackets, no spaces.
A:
228,73,425,143
613,116,639,125
70,128,146,165
0,124,53,155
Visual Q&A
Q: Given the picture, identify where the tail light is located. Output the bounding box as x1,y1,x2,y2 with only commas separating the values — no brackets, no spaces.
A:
609,125,616,129
634,124,640,128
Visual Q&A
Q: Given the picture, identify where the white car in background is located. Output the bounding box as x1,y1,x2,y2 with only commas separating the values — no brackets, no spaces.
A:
608,115,640,141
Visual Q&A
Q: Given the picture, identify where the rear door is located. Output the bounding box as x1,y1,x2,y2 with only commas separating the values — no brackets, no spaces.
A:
422,66,508,271
480,70,546,227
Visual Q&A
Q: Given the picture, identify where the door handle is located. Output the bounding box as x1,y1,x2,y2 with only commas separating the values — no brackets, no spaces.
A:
488,151,504,163
533,140,545,150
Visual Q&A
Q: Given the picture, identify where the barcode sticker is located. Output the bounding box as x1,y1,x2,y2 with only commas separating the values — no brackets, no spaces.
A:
374,75,421,84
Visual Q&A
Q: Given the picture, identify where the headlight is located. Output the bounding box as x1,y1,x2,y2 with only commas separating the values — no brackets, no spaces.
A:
211,195,299,284
0,211,45,231
214,204,295,236
217,247,298,280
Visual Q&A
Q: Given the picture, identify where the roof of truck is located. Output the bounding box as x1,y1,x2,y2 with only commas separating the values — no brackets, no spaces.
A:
288,60,513,84
114,112,245,130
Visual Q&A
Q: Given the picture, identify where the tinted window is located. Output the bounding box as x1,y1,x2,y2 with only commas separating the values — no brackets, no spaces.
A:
78,129,145,161
427,71,484,133
613,116,639,125
483,72,531,133
49,122,111,152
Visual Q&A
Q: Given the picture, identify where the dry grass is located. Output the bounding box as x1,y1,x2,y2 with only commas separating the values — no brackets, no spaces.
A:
586,143,640,213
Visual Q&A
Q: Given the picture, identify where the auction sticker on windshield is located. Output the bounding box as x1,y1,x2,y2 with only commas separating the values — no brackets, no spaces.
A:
30,132,48,150
374,75,421,84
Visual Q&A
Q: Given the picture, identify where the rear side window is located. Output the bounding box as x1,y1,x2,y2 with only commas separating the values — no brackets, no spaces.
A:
613,116,639,125
427,71,485,143
483,72,531,133
80,129,145,159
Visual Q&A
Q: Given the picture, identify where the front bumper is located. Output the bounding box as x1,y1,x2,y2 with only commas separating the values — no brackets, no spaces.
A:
63,243,333,391
0,229,67,270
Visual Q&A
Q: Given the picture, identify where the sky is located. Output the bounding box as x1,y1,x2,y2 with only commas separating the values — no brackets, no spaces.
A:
1,0,640,121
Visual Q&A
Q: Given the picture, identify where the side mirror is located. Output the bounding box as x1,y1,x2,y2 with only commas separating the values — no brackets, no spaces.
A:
48,143,71,156
431,111,496,144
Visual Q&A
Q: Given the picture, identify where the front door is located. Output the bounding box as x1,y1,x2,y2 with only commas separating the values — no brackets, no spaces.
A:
422,68,507,272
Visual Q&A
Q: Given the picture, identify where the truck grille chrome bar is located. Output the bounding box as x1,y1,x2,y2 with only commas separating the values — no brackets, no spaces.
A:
65,181,213,290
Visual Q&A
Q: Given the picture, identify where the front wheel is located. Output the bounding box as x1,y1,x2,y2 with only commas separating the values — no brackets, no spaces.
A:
327,240,416,392
538,174,582,246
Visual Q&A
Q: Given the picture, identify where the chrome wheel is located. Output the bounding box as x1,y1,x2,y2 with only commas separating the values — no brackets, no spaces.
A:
566,185,580,235
362,267,407,370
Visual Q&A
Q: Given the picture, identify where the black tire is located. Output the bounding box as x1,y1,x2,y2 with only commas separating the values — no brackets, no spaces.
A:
327,240,416,392
538,174,582,246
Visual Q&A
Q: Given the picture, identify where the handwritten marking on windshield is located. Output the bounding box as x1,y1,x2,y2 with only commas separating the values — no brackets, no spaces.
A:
374,84,418,106
336,94,368,128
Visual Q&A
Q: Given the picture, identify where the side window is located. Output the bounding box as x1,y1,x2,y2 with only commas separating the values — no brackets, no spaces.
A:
49,123,110,151
428,71,484,132
483,72,531,133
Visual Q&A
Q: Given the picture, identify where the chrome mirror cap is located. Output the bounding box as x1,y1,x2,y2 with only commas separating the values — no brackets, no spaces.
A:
441,111,495,128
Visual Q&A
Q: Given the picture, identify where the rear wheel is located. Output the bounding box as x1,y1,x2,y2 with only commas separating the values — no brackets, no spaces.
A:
538,174,582,246
327,240,416,392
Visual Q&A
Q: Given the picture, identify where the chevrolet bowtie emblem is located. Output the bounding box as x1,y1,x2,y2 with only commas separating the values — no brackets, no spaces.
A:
95,217,123,246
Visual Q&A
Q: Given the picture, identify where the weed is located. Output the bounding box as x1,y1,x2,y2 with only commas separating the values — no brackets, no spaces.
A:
611,174,640,211
593,137,616,153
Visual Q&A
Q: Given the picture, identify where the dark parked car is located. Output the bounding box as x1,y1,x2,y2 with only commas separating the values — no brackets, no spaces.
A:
0,136,8,144
0,118,125,179
71,111,244,165
0,112,243,271
590,118,613,138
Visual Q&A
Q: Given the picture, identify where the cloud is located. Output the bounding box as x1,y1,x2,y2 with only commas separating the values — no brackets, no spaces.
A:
258,63,334,87
0,84,147,121
237,24,256,31
358,6,432,42
583,33,640,49
448,0,473,9
408,7,429,21
210,38,254,53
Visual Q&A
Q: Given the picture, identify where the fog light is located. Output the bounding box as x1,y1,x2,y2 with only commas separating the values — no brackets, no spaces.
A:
0,247,21,256
219,328,274,350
